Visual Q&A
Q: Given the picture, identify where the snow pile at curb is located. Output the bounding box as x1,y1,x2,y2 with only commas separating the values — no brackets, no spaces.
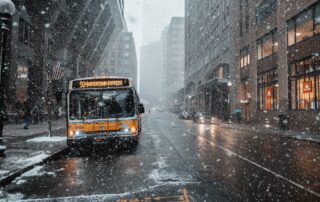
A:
15,152,49,167
0,170,9,176
27,136,66,143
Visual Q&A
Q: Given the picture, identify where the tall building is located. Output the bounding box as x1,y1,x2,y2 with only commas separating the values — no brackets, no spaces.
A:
6,0,124,113
164,17,185,109
97,28,138,87
234,0,320,132
139,41,163,104
185,0,236,120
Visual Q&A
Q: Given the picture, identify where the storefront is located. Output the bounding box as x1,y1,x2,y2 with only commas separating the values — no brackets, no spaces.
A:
289,57,320,110
257,68,279,111
198,79,229,120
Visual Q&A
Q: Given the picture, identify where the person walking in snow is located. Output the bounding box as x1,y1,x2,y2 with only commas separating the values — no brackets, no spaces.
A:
22,99,31,129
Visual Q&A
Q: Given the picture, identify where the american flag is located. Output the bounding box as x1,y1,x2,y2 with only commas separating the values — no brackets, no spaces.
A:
51,61,64,80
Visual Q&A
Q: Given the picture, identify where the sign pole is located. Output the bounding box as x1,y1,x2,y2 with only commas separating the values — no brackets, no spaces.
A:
47,78,52,137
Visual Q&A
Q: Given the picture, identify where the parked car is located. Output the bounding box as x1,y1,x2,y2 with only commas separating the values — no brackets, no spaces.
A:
178,111,191,119
193,112,215,124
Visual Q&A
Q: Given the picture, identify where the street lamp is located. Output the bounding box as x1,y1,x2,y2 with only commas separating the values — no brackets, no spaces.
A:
0,0,15,156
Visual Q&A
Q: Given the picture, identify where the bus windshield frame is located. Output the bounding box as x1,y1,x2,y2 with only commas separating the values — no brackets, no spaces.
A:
68,88,136,121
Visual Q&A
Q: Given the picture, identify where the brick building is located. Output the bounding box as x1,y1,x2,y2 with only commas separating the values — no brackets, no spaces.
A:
234,0,320,132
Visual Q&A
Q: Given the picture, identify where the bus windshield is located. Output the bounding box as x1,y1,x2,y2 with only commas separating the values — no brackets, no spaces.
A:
69,89,135,120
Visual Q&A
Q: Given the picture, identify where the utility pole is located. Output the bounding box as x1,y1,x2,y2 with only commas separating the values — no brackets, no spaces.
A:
0,0,15,156
44,31,52,137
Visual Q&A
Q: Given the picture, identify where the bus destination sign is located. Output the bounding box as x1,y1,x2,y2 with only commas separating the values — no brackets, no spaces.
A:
72,79,130,89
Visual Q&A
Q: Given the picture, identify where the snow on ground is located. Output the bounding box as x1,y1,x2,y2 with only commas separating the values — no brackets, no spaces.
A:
0,145,6,150
20,165,55,178
4,193,24,201
15,152,49,167
26,136,66,143
0,170,9,175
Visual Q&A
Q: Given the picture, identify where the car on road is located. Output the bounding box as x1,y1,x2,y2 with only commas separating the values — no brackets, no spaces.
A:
178,111,191,119
193,112,215,124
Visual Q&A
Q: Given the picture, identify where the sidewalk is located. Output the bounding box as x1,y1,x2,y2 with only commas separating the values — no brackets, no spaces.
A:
219,121,320,143
0,119,67,184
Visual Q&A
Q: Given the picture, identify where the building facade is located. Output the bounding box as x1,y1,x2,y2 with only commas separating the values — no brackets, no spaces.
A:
5,0,124,114
234,0,320,132
185,0,236,120
164,17,185,109
97,29,138,87
140,41,164,105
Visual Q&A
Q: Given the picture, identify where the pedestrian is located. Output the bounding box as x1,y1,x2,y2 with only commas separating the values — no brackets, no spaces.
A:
22,99,31,129
31,105,40,124
15,101,22,123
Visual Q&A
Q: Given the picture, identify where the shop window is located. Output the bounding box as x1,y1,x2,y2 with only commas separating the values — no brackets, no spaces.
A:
257,30,277,60
289,57,320,110
257,69,279,111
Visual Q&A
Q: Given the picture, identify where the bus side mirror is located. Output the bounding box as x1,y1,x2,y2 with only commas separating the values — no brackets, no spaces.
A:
138,103,145,114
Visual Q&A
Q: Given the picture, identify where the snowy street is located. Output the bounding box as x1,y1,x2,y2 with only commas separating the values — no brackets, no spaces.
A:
1,111,319,201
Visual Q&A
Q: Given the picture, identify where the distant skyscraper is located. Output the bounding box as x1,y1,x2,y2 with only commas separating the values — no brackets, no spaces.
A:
164,17,185,107
140,41,163,104
98,28,138,87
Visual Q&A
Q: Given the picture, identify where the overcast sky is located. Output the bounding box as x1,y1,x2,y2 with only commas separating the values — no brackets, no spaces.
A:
125,0,184,48
124,0,184,91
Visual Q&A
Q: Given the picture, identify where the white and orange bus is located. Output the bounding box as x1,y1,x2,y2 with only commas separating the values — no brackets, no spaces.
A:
66,77,144,147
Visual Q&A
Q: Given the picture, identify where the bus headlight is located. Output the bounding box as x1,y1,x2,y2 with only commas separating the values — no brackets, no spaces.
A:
123,128,130,133
74,130,85,137
121,124,130,133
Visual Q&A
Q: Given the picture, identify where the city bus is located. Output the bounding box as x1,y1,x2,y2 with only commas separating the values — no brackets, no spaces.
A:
66,77,144,147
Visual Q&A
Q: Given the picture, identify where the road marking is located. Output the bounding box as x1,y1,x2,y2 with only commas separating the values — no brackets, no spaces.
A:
20,183,197,202
186,130,320,198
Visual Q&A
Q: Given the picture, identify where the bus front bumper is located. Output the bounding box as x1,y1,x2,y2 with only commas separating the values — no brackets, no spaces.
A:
67,131,138,146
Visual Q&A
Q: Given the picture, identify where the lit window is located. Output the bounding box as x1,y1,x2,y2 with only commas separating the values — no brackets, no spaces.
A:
262,35,273,57
240,47,250,68
296,10,313,43
315,3,320,34
287,3,320,46
287,20,295,46
257,30,277,60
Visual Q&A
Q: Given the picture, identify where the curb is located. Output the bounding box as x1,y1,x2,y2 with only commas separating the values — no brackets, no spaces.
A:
220,124,320,144
4,127,66,147
0,147,70,187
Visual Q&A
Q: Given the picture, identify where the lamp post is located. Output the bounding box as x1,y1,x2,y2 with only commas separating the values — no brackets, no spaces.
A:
0,0,15,156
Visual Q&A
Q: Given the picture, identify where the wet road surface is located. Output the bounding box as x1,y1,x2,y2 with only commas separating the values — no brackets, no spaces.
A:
1,111,320,201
